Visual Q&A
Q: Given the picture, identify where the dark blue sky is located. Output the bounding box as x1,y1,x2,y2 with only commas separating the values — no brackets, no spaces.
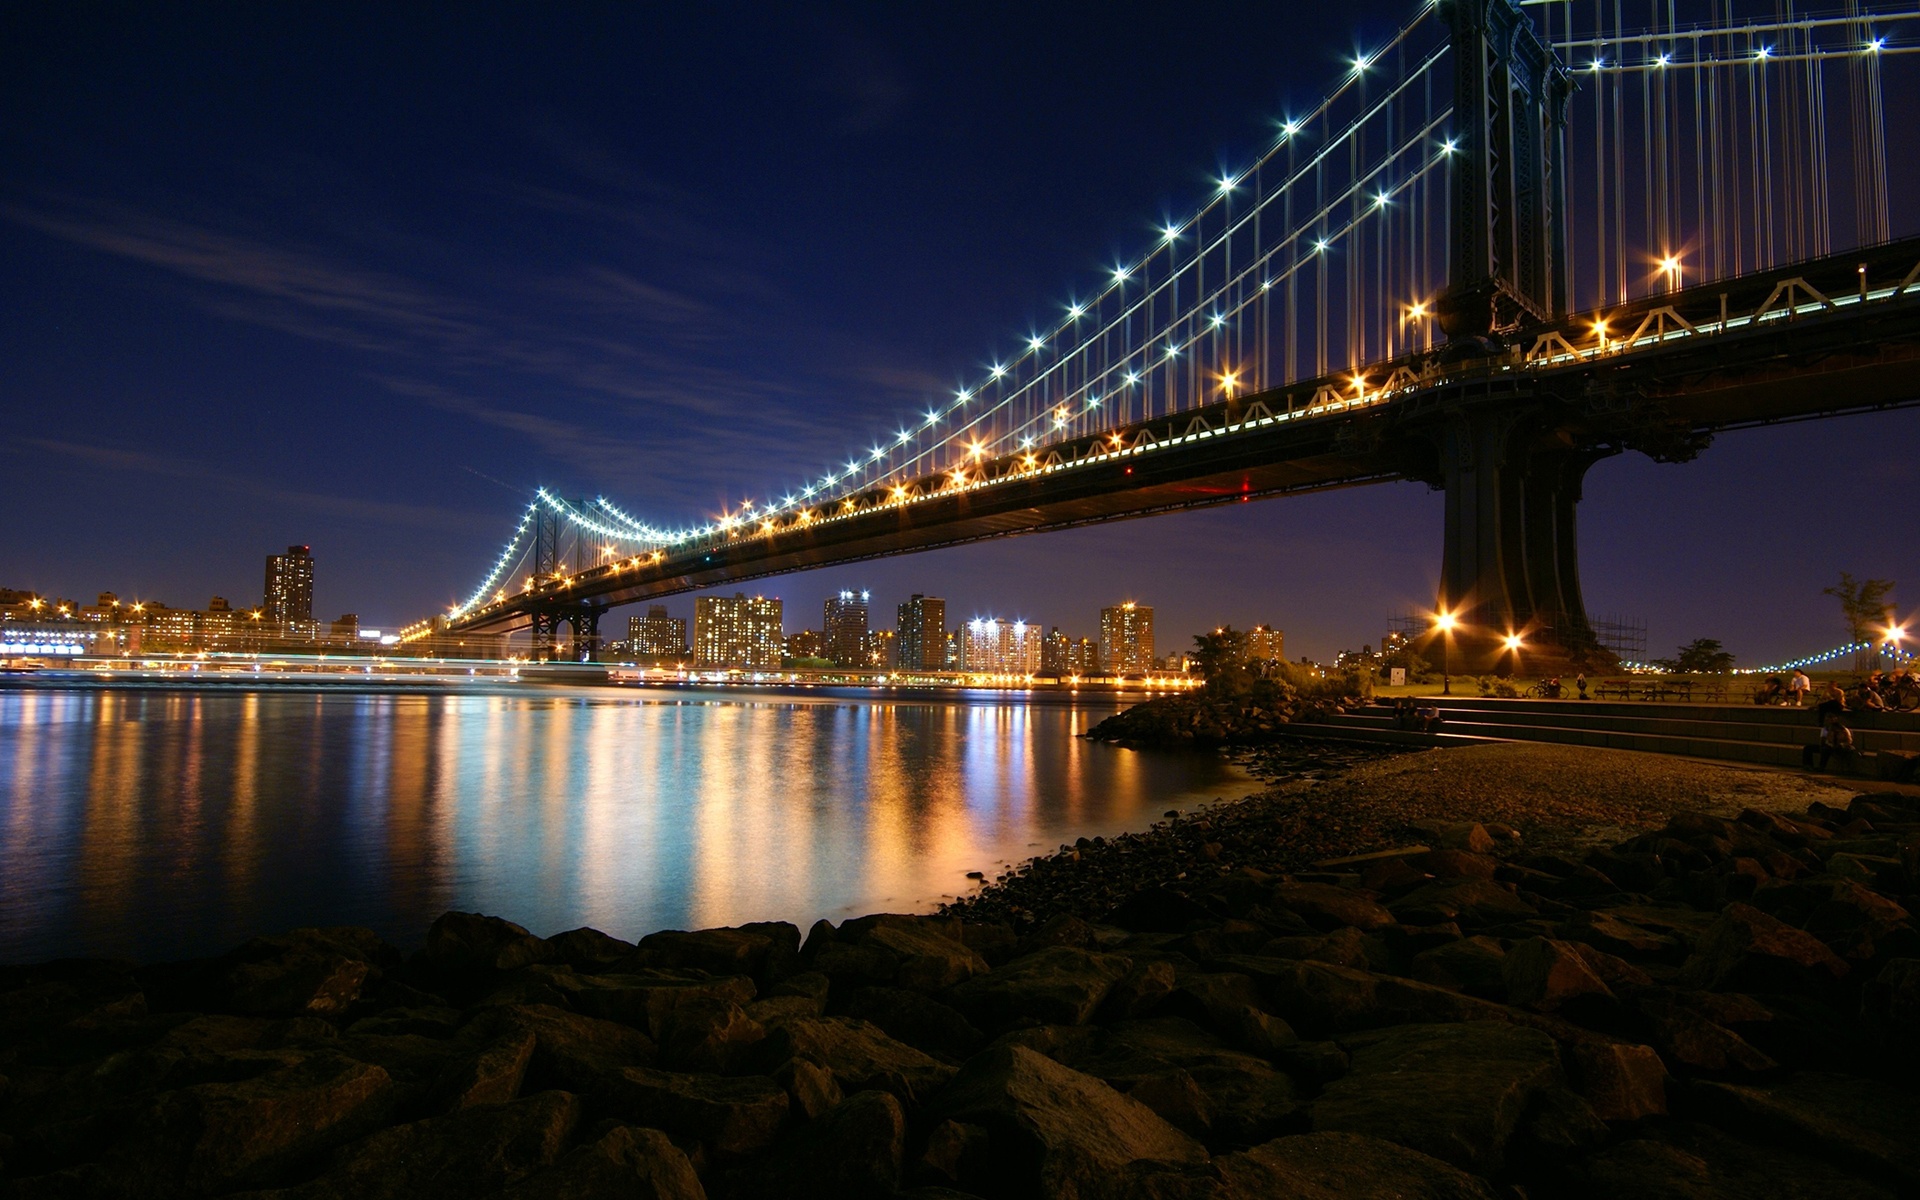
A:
2,3,1913,664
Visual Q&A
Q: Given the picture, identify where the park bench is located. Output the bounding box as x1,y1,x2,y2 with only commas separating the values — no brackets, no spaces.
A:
1594,679,1634,699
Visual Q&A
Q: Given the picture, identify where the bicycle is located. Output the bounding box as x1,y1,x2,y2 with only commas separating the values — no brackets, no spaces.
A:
1526,682,1562,699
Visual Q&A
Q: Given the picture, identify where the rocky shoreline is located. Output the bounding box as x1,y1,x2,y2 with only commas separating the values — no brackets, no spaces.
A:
3,742,1918,1198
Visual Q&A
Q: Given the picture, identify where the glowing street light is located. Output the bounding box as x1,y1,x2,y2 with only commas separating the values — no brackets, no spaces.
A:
1659,253,1683,290
1433,609,1459,695
1220,371,1239,395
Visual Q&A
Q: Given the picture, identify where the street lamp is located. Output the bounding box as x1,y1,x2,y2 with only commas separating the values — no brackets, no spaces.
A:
1434,610,1458,695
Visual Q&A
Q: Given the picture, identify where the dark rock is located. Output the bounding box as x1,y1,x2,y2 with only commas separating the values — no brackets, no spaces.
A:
1159,973,1297,1057
260,1089,580,1199
439,1030,536,1109
744,1089,905,1200
1270,882,1395,932
959,921,1019,965
839,986,987,1062
639,923,801,986
926,1044,1206,1198
1558,910,1685,963
860,919,991,991
916,1119,993,1190
1692,1073,1920,1189
772,1056,842,1119
545,927,637,971
1516,1086,1609,1155
1409,936,1508,998
1120,1069,1215,1139
1045,1017,1302,1148
1389,879,1538,928
218,928,389,1018
1310,1021,1561,1173
499,1124,704,1200
1861,957,1920,1063
756,1016,956,1104
1502,937,1615,1014
601,1066,788,1155
146,1050,396,1190
551,968,758,1038
1676,903,1850,995
423,913,553,974
1259,927,1387,972
1557,1034,1669,1122
1633,993,1776,1075
1563,1122,1900,1200
1211,957,1506,1037
658,997,766,1073
1097,961,1177,1021
1414,848,1500,880
948,946,1133,1029
1107,888,1216,934
494,1003,659,1093
1211,1131,1499,1199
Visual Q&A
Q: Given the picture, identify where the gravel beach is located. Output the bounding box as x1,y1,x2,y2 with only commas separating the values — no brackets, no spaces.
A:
943,741,1859,928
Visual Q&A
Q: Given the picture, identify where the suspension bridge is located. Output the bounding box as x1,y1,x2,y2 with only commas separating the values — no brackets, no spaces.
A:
402,0,1920,669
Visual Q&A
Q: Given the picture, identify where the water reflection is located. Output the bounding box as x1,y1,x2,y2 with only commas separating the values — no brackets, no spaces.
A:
0,685,1244,962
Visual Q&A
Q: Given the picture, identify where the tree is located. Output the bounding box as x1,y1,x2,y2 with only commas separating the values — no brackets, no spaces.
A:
1824,573,1896,669
1189,626,1251,694
1381,640,1433,684
1653,638,1735,674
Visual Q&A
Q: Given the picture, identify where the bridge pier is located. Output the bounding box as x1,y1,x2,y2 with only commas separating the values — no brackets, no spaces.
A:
1434,406,1615,675
528,605,604,662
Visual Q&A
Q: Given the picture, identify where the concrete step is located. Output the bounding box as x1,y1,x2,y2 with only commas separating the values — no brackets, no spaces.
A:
1392,704,1920,754
1424,694,1920,734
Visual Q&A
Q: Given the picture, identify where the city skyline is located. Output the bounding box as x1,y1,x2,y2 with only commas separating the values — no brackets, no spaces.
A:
1,5,1912,663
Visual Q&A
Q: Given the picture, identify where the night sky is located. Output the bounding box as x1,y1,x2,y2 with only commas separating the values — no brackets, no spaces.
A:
3,3,1913,664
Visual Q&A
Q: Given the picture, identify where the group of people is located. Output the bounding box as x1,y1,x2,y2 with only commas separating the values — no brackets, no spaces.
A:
1758,667,1917,713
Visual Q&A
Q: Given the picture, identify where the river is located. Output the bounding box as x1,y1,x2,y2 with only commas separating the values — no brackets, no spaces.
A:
0,681,1247,963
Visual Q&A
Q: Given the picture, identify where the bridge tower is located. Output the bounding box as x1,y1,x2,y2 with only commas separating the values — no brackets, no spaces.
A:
1437,0,1572,337
1426,0,1603,673
524,501,606,663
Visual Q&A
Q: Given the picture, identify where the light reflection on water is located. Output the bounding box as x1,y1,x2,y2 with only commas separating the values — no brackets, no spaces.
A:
0,684,1246,962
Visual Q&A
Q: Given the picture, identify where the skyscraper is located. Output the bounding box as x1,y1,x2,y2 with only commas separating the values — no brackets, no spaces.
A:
895,594,947,670
262,545,314,637
628,604,689,657
1247,624,1285,663
962,618,1041,674
823,589,870,667
1100,602,1155,675
694,593,783,668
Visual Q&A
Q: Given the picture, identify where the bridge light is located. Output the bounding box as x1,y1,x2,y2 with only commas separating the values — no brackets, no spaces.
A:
1313,238,1331,254
1020,435,1034,448
966,439,985,458
1352,52,1371,73
925,410,940,427
1221,371,1239,395
956,387,972,403
1441,138,1458,155
1165,343,1180,358
1066,302,1085,319
1589,58,1604,72
1280,119,1301,137
1110,432,1125,446
1113,265,1131,282
1209,313,1225,328
1261,278,1273,290
1408,301,1429,320
1654,52,1670,67
1755,45,1772,60
891,484,909,502
1125,370,1141,385
897,429,911,445
870,447,884,461
990,363,1007,378
1869,36,1887,52
1163,224,1180,242
1027,335,1045,351
761,519,775,534
950,469,968,486
1086,395,1101,408
1053,407,1069,427
1217,174,1236,193
1373,190,1391,208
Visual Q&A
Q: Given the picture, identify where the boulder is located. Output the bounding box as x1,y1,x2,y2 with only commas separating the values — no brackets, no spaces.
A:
1214,1131,1498,1199
1633,994,1776,1075
1106,888,1217,934
756,1016,956,1104
638,923,801,985
499,1125,704,1200
439,1030,536,1109
496,1004,659,1093
1563,1121,1900,1200
260,1089,581,1199
1259,927,1387,972
773,1056,842,1119
658,997,766,1073
1502,937,1615,1014
601,1066,789,1155
1159,973,1297,1057
1409,936,1508,998
1270,882,1396,932
1097,961,1177,1021
948,947,1133,1029
146,1051,396,1190
1559,909,1685,963
1413,849,1500,881
545,927,638,971
744,1089,906,1200
1310,1022,1562,1173
1559,1036,1669,1122
861,920,991,992
1676,903,1849,995
218,928,388,1017
1120,1069,1215,1139
423,913,552,974
838,986,987,1062
548,968,759,1038
916,1119,994,1189
1389,879,1538,928
1050,1017,1302,1149
1693,1073,1920,1189
1211,957,1506,1037
1861,957,1920,1062
926,1044,1207,1199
